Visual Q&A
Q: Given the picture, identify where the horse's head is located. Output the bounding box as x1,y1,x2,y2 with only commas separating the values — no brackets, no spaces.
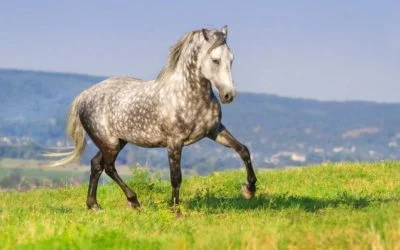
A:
200,26,236,104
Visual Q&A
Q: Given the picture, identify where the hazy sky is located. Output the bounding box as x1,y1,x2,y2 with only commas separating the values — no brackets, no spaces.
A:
1,1,399,102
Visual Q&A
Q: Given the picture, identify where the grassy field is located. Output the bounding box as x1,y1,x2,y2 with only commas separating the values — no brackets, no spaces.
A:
1,162,400,249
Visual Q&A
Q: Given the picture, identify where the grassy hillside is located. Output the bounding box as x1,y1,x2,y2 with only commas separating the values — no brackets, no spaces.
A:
1,162,400,249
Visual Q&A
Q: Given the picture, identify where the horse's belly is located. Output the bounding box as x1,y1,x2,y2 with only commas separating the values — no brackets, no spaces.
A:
183,135,205,146
121,128,167,148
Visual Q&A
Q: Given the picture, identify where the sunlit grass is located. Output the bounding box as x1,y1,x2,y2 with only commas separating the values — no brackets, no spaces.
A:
1,162,400,249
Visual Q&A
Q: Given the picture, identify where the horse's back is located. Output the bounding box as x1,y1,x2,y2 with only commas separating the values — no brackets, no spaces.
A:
87,76,146,93
75,76,163,148
76,76,152,107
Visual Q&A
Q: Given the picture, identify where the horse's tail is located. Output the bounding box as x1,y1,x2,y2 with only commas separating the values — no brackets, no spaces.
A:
43,95,86,167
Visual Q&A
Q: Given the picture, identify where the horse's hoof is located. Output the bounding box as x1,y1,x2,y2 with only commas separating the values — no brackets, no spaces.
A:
127,201,141,209
241,183,255,200
175,209,184,219
88,204,102,211
170,206,184,219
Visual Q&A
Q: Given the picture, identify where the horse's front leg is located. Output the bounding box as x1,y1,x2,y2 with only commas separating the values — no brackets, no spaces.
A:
208,124,257,199
167,142,183,208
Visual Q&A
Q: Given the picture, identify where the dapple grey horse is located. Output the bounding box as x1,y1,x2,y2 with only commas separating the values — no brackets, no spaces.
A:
46,26,257,210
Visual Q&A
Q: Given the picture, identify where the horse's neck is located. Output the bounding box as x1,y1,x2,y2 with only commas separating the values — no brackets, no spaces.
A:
156,39,216,105
165,64,212,100
159,73,211,105
158,45,211,99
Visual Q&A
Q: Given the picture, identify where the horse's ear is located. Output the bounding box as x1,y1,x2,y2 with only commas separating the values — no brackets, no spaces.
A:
221,25,228,37
202,29,210,42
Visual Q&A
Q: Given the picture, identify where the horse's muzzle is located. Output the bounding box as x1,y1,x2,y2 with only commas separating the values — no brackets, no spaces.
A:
220,90,237,104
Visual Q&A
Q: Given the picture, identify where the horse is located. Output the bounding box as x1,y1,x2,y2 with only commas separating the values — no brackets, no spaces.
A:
46,26,257,210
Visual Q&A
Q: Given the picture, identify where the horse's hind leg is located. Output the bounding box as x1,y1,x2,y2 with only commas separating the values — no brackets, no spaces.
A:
87,151,104,210
208,124,257,199
103,140,140,209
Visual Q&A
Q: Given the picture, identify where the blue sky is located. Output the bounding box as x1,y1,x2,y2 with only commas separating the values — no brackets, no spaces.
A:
0,1,399,102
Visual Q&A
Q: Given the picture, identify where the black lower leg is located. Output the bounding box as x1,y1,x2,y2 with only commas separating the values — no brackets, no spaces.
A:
209,124,257,197
237,144,257,191
87,151,104,210
105,164,140,208
168,144,182,206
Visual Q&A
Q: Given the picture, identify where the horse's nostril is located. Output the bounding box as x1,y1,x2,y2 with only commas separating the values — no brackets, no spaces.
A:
223,93,233,102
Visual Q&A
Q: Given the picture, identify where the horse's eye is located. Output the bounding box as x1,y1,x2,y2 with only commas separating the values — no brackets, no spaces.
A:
212,59,220,65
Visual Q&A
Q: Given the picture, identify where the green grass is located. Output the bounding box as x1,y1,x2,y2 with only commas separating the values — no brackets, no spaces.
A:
1,162,400,249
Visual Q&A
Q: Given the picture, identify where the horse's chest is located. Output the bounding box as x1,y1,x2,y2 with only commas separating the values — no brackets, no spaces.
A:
159,95,221,144
180,102,221,144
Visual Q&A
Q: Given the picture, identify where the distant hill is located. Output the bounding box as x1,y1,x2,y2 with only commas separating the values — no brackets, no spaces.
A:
1,68,400,173
0,69,105,119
